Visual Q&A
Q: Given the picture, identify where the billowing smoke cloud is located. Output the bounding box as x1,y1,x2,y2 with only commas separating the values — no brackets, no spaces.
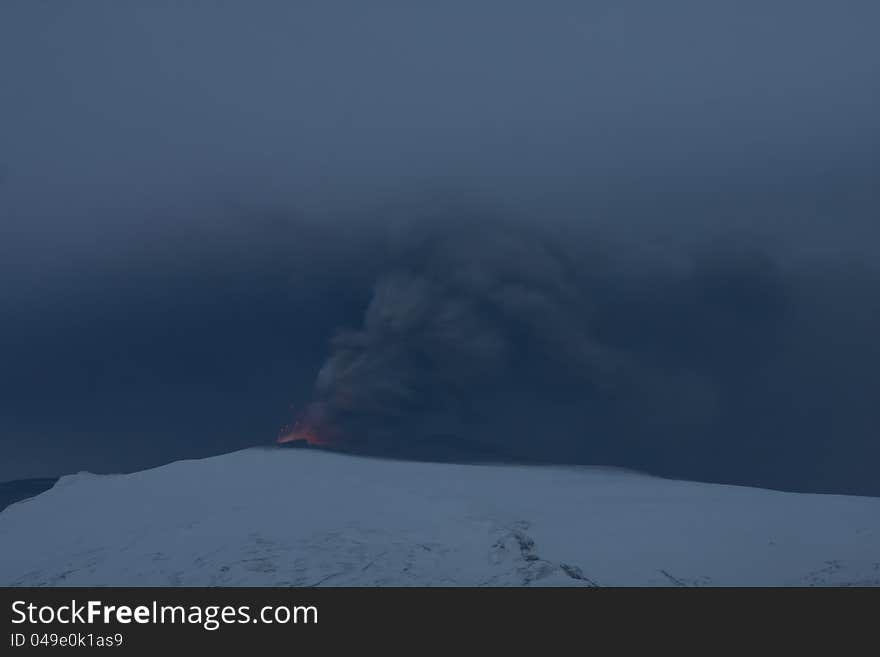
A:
289,212,797,470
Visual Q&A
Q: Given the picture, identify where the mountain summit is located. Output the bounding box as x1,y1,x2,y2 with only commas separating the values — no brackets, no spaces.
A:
2,448,878,586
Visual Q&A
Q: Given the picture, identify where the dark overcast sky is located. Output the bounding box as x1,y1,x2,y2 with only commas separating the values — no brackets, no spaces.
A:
1,2,878,494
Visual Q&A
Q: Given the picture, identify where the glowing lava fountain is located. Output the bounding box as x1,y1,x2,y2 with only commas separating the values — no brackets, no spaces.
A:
277,417,332,447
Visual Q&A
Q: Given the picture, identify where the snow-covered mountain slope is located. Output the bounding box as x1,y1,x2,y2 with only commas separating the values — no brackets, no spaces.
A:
1,448,878,586
0,477,57,513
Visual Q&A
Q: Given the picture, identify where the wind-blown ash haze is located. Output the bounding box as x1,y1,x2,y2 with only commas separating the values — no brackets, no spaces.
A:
1,2,879,496
287,213,880,497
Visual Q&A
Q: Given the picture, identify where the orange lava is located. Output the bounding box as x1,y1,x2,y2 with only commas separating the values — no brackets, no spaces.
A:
276,419,332,446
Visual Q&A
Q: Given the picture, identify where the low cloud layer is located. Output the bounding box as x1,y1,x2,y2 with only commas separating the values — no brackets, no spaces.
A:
2,2,878,494
2,196,879,495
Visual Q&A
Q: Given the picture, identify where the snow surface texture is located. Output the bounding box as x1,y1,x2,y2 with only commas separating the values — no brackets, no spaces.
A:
1,448,878,586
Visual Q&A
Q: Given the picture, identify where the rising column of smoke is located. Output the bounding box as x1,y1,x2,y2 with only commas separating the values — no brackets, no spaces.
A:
286,214,719,461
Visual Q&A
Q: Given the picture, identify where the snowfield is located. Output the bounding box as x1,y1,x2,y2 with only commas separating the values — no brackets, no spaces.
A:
1,448,878,586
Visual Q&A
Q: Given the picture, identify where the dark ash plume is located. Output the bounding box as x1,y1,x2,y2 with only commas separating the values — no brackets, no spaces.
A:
292,215,731,462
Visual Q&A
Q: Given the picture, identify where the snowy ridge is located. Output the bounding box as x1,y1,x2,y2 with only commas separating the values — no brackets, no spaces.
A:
1,448,878,586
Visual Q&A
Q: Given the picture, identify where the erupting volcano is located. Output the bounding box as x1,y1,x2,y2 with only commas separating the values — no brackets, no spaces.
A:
277,421,330,446
277,411,333,447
